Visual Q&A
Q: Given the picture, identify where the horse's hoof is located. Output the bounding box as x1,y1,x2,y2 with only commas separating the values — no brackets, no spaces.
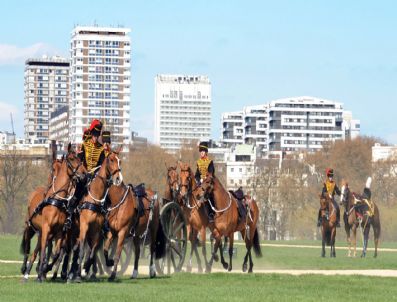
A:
242,263,247,272
248,268,253,273
227,266,232,272
205,264,212,273
90,274,98,282
36,276,43,283
74,276,82,283
130,269,138,279
213,254,219,262
21,266,27,275
222,262,229,270
108,275,115,282
106,259,115,267
51,273,57,281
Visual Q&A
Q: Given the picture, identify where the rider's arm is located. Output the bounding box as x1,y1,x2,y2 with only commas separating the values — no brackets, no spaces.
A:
208,160,215,176
334,184,341,196
195,164,201,183
78,144,85,163
97,150,105,167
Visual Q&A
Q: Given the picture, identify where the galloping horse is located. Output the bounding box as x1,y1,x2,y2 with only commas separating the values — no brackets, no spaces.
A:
197,175,262,273
103,181,166,281
22,144,85,281
178,162,212,273
72,149,123,281
340,183,381,258
319,193,337,257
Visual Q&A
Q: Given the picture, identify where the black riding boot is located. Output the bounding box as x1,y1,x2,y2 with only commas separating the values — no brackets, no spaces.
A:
63,197,77,231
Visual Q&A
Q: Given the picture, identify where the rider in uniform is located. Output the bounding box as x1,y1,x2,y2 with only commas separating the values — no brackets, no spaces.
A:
195,141,215,222
317,168,341,227
64,119,105,230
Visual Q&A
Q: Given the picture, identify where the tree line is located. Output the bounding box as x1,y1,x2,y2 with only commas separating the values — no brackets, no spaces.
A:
1,137,396,242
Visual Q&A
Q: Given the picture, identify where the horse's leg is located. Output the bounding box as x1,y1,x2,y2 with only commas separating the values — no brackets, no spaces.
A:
199,227,210,273
227,235,234,272
75,222,89,282
219,237,229,270
108,229,127,281
192,231,203,273
20,225,35,275
131,237,140,279
60,249,70,280
207,230,221,272
321,235,326,258
46,235,64,274
51,247,65,280
186,227,194,273
149,222,157,278
362,223,370,258
373,223,380,258
103,231,115,267
37,225,50,282
23,234,41,281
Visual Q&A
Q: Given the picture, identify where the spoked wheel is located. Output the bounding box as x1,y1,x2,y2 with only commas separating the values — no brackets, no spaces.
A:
155,202,187,275
98,236,134,276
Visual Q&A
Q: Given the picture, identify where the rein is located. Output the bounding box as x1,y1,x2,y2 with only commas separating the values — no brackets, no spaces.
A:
208,191,233,213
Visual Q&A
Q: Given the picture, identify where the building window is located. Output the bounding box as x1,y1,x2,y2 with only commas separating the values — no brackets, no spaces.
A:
231,168,234,172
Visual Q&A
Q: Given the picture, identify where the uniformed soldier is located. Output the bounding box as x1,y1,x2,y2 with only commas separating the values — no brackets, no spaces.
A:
194,141,215,222
317,168,341,227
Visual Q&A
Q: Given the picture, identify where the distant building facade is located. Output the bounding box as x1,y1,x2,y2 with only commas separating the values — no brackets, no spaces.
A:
221,96,360,157
69,26,131,149
154,74,211,152
24,56,70,144
49,106,69,148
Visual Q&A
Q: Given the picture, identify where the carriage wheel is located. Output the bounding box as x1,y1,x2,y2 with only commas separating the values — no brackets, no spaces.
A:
155,202,187,275
98,236,134,276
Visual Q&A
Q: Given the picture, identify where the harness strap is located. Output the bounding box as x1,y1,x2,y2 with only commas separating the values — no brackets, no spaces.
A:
28,198,67,226
79,201,106,215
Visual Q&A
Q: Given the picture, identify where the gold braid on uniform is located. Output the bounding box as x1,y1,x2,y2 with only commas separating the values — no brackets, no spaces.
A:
197,157,211,178
325,180,336,196
83,140,104,171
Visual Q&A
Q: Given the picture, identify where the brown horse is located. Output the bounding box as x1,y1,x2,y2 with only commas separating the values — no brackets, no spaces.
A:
22,144,85,281
197,175,262,272
72,149,123,282
103,181,166,281
340,183,381,258
319,193,337,257
164,164,179,203
178,162,212,273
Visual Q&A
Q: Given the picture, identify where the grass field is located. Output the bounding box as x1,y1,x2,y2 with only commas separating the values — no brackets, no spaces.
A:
1,234,397,301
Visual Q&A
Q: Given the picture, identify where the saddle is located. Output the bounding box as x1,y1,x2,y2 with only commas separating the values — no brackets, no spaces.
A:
131,183,146,218
352,192,375,217
229,190,248,223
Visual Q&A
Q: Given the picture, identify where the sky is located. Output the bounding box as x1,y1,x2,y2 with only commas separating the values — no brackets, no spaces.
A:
0,0,397,143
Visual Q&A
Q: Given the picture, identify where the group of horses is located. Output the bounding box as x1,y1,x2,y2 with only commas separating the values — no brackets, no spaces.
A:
19,145,262,282
319,181,381,258
165,162,262,273
20,144,166,282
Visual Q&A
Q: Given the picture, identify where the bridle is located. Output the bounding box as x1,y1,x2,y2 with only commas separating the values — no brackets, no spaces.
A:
167,167,179,200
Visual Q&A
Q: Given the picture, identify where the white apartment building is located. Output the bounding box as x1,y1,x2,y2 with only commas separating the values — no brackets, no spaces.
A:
154,74,211,151
24,56,70,144
49,106,69,148
69,26,131,149
221,96,360,157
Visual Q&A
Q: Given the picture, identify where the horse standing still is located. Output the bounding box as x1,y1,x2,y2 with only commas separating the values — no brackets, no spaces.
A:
179,162,212,273
319,193,337,257
340,183,381,258
72,150,123,282
197,175,262,273
22,144,85,281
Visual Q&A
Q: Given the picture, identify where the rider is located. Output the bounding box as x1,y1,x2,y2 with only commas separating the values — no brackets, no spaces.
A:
317,168,341,228
234,186,247,221
361,176,374,216
64,119,105,230
194,141,215,222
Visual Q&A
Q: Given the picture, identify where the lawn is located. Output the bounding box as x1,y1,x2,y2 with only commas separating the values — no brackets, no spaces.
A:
1,234,397,301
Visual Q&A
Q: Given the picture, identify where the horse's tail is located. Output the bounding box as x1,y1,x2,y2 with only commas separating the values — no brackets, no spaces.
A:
253,228,262,257
155,222,167,259
325,228,331,246
373,205,381,239
20,224,35,255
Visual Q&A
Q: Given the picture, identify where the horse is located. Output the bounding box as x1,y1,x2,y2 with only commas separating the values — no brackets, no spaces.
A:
340,183,381,258
72,149,123,282
196,174,262,272
319,193,337,257
178,162,212,273
103,181,166,281
21,143,85,281
164,164,179,203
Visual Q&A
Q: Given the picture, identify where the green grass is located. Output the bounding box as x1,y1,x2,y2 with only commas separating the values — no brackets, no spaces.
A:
2,234,397,301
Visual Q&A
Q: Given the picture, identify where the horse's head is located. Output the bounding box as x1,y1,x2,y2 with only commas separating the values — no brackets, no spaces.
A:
179,162,192,201
65,143,86,181
197,174,215,201
340,182,350,209
166,164,179,200
319,193,331,216
105,146,123,186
